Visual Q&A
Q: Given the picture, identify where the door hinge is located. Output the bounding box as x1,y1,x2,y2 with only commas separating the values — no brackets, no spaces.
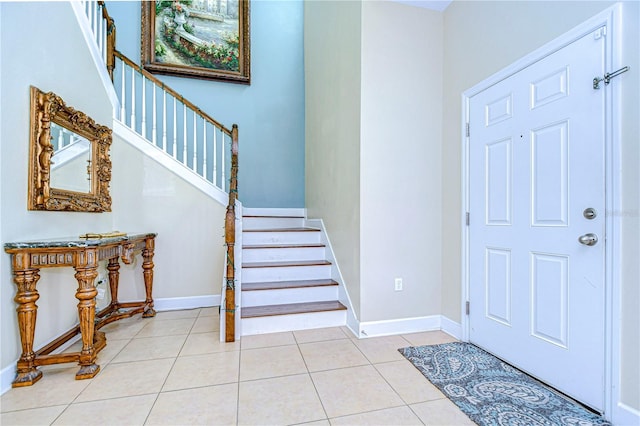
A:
466,212,470,226
466,301,470,315
465,123,470,137
593,27,606,40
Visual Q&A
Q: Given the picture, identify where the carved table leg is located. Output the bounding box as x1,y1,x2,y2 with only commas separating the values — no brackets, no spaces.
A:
141,237,156,318
12,268,43,387
74,265,100,379
107,256,120,311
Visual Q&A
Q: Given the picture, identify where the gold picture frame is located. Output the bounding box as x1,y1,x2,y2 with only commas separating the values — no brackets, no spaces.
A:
28,86,112,212
141,0,250,84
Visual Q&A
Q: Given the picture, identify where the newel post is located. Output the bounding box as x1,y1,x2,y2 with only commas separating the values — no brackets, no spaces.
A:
225,125,239,342
99,1,116,81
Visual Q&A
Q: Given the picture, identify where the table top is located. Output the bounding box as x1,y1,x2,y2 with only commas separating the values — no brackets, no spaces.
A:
4,233,157,250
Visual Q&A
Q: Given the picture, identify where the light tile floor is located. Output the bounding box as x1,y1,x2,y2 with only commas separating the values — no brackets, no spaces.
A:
1,308,473,425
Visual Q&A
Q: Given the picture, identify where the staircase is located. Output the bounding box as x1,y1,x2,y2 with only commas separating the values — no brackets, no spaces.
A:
240,209,347,335
77,1,348,340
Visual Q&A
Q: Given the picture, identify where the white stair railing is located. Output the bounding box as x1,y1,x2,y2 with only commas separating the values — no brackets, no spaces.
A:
75,0,234,195
113,52,234,192
80,1,109,68
76,1,241,341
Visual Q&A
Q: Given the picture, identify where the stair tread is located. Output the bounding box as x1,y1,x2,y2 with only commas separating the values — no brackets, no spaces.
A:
243,243,325,249
241,301,347,318
243,279,339,291
244,227,320,233
243,260,331,268
243,215,304,219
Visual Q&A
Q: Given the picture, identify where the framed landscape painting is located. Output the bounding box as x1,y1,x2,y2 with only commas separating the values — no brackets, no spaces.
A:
141,0,250,84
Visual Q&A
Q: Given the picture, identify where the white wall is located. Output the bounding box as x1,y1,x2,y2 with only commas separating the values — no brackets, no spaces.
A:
305,0,363,317
618,0,640,413
441,0,639,414
109,138,226,304
107,0,306,208
305,1,444,323
360,2,443,321
0,2,226,387
0,2,114,370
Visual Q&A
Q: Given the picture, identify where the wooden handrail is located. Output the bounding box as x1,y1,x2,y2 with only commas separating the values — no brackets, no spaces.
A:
114,51,232,136
98,1,239,341
224,125,239,342
98,1,116,80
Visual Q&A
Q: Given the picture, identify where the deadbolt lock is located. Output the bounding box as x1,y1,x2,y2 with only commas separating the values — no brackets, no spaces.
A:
583,208,597,220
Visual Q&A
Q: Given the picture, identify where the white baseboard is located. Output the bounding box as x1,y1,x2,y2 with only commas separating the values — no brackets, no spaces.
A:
1,331,84,396
345,310,360,338
151,295,220,312
613,402,640,426
357,315,441,339
440,316,463,340
1,363,15,396
305,218,359,338
1,294,220,396
0,334,82,395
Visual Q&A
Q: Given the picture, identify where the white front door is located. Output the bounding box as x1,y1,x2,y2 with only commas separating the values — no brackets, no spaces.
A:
468,29,606,411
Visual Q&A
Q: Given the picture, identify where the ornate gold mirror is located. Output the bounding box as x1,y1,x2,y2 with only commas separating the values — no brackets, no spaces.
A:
28,86,112,212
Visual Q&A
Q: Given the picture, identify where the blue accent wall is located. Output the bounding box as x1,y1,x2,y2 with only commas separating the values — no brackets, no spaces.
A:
107,0,305,207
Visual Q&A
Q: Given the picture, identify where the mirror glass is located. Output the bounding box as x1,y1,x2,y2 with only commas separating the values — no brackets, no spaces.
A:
28,86,112,212
50,123,92,193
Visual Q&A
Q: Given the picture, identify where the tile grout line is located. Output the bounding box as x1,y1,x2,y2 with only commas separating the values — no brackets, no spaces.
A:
235,339,241,426
293,333,330,423
143,311,197,425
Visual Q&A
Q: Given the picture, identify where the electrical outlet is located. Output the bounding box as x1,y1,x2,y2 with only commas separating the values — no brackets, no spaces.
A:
394,278,403,291
96,288,106,299
95,274,104,287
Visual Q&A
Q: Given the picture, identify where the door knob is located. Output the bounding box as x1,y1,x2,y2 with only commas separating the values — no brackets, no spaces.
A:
578,233,598,246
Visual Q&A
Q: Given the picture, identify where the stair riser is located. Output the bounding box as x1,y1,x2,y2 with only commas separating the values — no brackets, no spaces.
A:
243,231,321,245
243,217,305,230
242,286,338,307
242,265,331,283
242,246,326,263
241,310,347,336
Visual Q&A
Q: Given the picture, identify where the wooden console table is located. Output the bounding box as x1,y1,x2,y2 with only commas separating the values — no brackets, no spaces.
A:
4,232,157,387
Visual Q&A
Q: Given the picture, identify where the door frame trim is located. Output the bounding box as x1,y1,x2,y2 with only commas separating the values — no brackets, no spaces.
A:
460,4,623,420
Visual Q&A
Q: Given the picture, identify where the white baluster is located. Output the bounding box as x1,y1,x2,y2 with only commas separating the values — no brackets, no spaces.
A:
182,102,187,165
92,2,98,44
221,132,226,192
213,127,218,187
141,75,147,139
86,1,93,30
193,112,197,172
101,18,107,63
130,67,136,131
203,121,208,180
120,60,125,122
152,83,157,145
58,128,64,150
162,89,167,152
172,98,177,159
97,4,103,54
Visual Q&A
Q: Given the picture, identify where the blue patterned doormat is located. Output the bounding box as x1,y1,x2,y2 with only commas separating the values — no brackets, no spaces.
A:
399,342,610,426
